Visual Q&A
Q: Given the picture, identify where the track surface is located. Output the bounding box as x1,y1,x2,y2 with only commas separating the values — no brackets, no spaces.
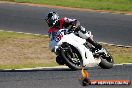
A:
0,3,132,46
0,65,132,88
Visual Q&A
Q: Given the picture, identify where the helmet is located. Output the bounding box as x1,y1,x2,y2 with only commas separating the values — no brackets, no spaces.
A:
45,12,59,27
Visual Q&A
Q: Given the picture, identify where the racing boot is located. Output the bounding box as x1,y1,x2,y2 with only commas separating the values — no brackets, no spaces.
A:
86,38,102,50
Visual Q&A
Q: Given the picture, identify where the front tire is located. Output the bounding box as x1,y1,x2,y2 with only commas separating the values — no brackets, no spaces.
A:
60,43,83,70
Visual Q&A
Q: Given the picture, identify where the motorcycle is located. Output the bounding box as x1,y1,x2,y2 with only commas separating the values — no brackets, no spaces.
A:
50,28,114,70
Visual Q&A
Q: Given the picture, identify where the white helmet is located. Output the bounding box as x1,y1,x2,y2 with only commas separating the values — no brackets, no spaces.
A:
45,12,59,27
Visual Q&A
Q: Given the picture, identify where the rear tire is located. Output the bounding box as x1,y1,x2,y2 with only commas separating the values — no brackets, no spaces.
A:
99,49,114,69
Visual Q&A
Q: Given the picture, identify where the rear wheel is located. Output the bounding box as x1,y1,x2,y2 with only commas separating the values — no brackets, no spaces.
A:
99,48,114,69
61,43,83,70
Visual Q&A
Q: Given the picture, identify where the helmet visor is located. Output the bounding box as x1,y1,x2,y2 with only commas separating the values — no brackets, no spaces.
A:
46,18,54,27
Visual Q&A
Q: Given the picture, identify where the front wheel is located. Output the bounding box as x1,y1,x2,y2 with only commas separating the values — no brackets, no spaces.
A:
99,48,114,69
60,43,83,70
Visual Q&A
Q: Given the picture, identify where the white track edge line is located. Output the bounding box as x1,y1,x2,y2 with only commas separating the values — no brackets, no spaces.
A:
0,63,132,71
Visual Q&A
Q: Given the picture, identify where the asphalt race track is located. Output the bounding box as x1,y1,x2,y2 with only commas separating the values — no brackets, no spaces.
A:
0,3,132,46
0,2,132,88
0,65,132,88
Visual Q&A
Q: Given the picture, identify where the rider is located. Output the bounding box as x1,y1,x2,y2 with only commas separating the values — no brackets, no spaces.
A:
45,12,102,53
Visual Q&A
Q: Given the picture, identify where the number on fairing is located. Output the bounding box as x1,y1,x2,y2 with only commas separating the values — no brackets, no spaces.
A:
56,33,63,42
55,29,67,42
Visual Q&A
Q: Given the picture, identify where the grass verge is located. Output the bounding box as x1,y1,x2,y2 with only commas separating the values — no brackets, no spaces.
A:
0,30,132,69
0,30,58,69
1,0,132,12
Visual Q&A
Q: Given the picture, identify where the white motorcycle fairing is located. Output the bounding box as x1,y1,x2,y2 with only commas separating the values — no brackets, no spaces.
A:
57,32,101,67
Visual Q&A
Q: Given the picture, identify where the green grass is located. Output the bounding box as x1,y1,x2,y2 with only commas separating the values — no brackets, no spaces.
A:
0,30,132,69
0,31,46,39
2,0,132,12
0,0,15,1
0,63,58,70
